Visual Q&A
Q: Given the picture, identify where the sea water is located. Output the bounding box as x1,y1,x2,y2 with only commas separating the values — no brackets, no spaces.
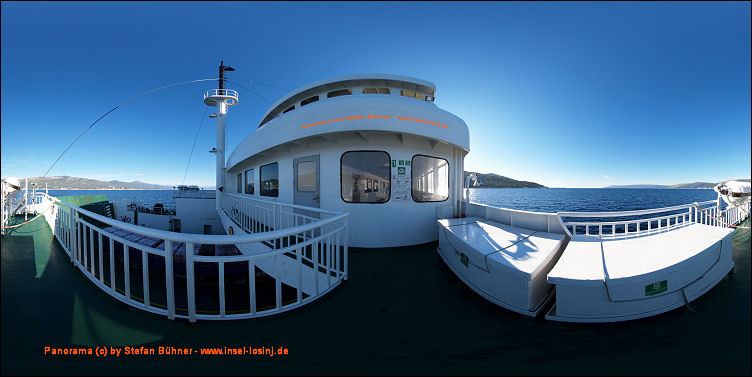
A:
47,188,718,213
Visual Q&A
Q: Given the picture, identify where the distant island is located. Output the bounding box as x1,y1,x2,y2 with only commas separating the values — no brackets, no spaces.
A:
463,171,546,188
606,179,750,189
17,176,174,190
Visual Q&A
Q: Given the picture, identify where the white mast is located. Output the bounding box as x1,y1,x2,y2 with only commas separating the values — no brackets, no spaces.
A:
204,61,238,212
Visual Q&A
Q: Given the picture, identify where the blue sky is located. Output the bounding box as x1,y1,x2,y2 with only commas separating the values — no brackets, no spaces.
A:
1,1,750,188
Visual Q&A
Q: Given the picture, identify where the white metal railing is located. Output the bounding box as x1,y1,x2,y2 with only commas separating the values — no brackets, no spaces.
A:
204,89,239,101
41,192,348,322
558,200,730,239
711,199,751,228
221,193,343,239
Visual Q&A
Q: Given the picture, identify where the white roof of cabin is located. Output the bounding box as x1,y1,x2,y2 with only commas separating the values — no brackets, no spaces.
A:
258,74,436,127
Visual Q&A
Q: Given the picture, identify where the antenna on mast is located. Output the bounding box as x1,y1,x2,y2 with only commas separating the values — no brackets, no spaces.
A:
218,60,236,90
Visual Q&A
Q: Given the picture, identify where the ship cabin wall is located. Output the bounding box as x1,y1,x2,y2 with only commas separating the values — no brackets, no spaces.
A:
175,197,223,235
226,131,464,247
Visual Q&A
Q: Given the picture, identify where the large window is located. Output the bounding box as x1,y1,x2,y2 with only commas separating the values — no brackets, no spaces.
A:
260,163,279,197
236,173,242,193
412,155,449,202
245,168,254,195
341,151,390,203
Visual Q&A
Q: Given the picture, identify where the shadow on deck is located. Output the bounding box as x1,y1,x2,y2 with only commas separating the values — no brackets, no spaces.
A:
1,215,750,375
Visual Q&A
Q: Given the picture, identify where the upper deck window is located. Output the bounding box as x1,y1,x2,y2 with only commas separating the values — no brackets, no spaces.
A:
282,105,295,114
300,95,319,106
363,87,391,94
327,89,352,98
401,89,429,100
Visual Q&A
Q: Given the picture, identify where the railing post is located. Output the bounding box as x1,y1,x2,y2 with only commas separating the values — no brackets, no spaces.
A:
186,242,196,322
275,255,282,309
275,203,281,231
249,259,256,315
296,246,302,303
164,240,175,319
142,247,150,308
88,226,95,274
124,245,131,299
313,239,319,294
69,207,78,264
219,262,226,318
109,238,115,293
343,223,349,280
98,233,104,284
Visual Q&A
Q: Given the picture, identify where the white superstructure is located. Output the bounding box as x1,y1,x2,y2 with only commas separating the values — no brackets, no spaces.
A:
5,64,747,324
224,74,469,247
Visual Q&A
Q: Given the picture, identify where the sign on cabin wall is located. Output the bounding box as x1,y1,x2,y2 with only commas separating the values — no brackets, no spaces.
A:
391,159,411,201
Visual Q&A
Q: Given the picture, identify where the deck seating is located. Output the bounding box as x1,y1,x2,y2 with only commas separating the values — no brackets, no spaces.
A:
437,217,566,316
546,223,734,322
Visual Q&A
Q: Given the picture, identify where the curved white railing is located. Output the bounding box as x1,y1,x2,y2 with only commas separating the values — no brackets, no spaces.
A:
557,200,746,238
718,199,751,227
204,89,238,105
41,192,348,322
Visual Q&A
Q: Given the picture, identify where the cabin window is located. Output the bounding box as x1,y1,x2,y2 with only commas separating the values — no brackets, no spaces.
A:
260,163,279,197
245,168,254,195
283,105,295,114
362,87,390,94
411,155,449,202
327,89,352,98
297,161,316,192
341,151,390,203
236,173,242,193
300,95,319,106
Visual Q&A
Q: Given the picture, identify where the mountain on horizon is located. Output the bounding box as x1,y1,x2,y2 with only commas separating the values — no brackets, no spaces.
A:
16,176,175,190
464,171,545,188
606,178,750,189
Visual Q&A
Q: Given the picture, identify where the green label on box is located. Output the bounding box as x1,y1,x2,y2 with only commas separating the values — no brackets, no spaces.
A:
460,253,469,268
398,167,405,175
645,280,668,296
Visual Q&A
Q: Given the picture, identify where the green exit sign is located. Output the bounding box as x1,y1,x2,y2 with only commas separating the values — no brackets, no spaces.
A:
645,280,667,296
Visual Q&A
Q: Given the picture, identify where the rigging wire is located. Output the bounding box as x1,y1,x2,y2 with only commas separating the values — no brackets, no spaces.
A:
224,78,272,103
181,107,209,186
245,80,289,94
40,77,222,182
38,76,283,187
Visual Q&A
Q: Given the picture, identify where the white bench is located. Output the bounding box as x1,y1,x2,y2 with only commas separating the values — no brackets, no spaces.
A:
547,223,734,322
437,217,566,316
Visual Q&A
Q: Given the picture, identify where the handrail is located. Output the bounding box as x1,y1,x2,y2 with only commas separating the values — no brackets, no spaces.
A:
41,192,349,322
558,200,716,218
49,193,347,245
223,192,342,215
556,200,724,238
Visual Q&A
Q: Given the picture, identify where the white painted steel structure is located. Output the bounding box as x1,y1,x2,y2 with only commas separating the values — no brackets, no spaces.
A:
37,192,348,322
547,199,749,322
437,203,569,316
205,88,239,213
225,74,469,247
437,198,750,322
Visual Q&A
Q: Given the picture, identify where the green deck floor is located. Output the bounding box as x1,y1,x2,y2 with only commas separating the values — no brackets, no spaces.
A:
1,215,750,375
